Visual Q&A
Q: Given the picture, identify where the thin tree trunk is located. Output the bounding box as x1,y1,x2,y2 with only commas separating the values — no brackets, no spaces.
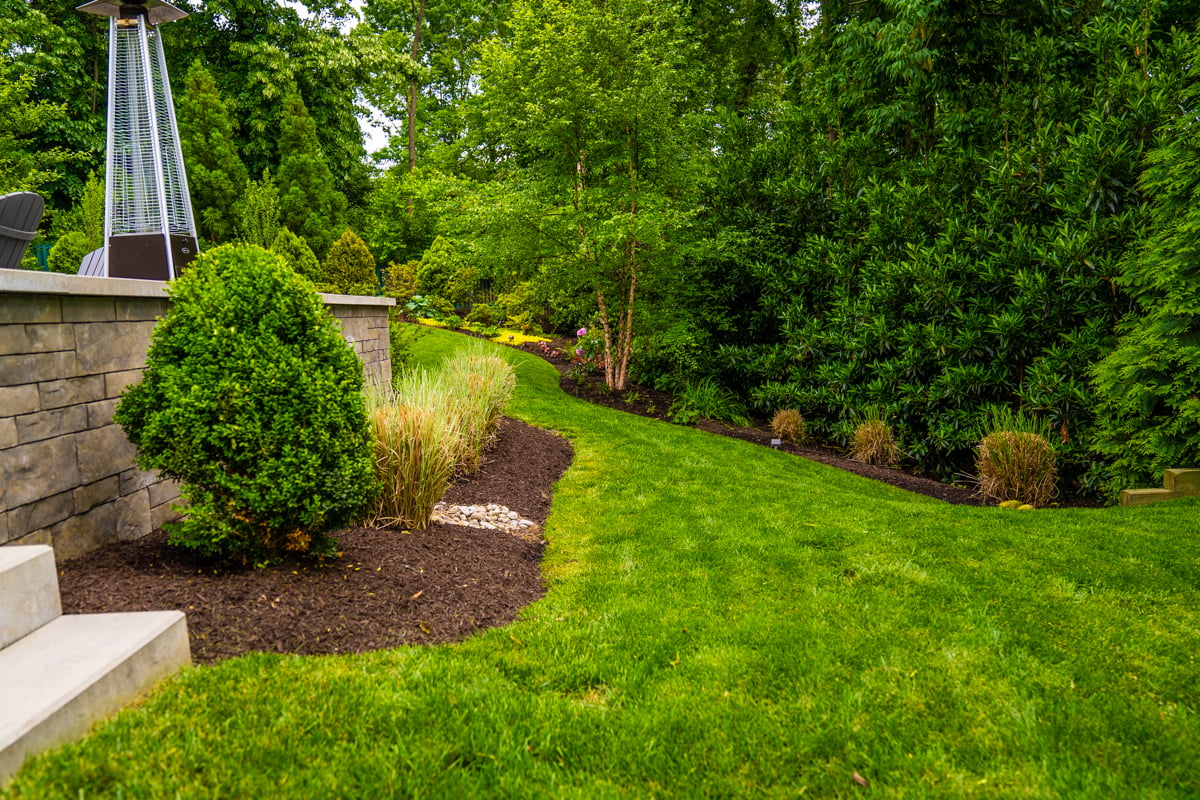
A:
597,290,615,388
614,124,639,391
406,0,426,213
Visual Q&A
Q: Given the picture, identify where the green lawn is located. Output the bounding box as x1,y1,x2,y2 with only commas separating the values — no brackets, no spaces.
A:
6,327,1199,798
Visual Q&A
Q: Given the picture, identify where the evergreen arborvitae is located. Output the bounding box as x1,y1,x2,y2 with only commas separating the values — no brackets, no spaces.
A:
178,61,248,243
323,228,377,294
272,226,322,282
276,93,347,259
237,169,281,248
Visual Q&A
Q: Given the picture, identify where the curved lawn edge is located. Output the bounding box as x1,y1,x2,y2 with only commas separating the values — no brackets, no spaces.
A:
5,327,1199,799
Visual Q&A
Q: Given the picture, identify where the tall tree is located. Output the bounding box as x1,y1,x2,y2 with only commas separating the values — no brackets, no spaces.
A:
0,71,78,195
479,0,700,390
361,0,510,173
276,93,348,259
2,0,102,204
165,0,370,203
178,61,249,243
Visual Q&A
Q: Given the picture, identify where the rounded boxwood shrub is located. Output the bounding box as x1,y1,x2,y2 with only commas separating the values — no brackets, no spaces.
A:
115,243,378,563
47,232,89,274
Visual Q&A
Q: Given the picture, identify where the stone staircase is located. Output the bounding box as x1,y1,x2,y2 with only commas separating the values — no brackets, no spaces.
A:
1120,468,1200,507
0,545,190,783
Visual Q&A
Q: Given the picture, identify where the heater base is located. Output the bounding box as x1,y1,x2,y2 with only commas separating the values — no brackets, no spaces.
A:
108,233,197,280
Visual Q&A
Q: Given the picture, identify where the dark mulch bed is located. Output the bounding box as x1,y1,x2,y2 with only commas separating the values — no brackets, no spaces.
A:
57,418,573,664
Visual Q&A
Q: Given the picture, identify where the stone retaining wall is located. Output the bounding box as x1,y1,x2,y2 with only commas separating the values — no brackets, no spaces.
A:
0,270,393,559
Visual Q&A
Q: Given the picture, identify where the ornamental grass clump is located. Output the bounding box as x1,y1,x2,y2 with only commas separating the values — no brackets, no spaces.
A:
850,409,901,467
975,409,1058,507
440,347,517,470
115,244,377,564
771,409,806,443
368,346,517,527
363,381,459,529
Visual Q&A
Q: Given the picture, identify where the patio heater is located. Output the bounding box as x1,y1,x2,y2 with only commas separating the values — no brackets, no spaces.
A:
78,0,198,280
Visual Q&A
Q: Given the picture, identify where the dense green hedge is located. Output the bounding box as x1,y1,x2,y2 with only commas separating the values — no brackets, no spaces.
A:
688,6,1194,493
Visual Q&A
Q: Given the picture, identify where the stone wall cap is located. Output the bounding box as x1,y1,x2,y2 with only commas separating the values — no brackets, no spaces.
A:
318,292,395,307
1,270,396,308
0,269,169,299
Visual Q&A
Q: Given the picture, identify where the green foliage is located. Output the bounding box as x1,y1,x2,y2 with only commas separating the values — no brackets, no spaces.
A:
477,0,702,389
388,312,424,375
270,226,321,282
696,6,1188,486
975,408,1058,507
163,0,371,202
381,260,419,303
323,228,377,294
49,171,103,252
362,169,437,265
46,231,87,274
0,0,102,205
415,236,466,301
276,93,348,258
403,294,435,319
1093,38,1200,498
114,244,377,564
178,61,249,243
237,170,281,248
465,302,503,326
668,377,750,427
0,70,79,195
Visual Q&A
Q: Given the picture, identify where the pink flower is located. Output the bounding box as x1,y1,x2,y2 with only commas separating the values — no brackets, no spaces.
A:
577,327,588,337
575,347,583,356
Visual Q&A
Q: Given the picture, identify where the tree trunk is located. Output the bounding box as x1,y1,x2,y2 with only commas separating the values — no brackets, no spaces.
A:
406,0,426,215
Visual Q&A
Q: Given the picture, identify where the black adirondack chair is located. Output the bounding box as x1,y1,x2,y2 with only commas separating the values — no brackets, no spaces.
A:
0,192,45,269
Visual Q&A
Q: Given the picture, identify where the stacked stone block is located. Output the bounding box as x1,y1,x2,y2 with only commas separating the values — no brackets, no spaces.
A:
1,273,393,558
324,295,393,387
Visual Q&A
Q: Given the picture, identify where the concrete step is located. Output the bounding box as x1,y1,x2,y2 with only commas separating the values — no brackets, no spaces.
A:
0,546,61,651
0,610,190,783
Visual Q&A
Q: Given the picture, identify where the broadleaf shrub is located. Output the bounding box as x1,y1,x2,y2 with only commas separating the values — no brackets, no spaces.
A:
114,244,378,563
47,232,88,274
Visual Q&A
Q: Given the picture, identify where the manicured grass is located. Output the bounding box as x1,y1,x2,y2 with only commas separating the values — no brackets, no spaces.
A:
7,326,1199,798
